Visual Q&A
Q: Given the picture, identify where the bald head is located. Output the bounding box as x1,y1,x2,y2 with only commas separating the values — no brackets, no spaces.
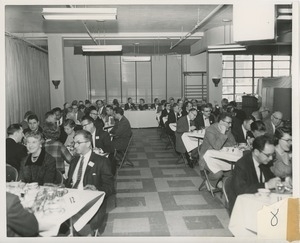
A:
271,111,283,127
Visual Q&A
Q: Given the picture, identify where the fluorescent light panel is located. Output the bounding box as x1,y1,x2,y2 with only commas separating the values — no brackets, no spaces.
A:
82,45,122,52
208,44,246,49
208,48,246,52
122,56,151,62
42,8,117,20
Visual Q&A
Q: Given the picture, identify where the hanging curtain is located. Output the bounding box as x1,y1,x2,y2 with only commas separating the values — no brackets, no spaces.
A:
5,36,50,127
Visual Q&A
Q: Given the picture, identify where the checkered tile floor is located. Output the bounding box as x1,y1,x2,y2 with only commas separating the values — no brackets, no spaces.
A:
102,128,232,237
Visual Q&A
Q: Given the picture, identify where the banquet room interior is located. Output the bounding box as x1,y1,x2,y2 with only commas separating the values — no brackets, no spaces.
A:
2,0,300,241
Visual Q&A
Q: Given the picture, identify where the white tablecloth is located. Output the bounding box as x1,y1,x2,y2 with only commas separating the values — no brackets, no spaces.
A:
229,193,291,237
203,147,243,173
181,130,205,152
124,110,158,128
7,183,105,236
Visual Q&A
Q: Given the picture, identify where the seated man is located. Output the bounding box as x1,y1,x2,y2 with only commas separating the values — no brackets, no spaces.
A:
52,107,63,126
159,102,171,127
199,112,237,188
247,120,267,148
7,192,39,237
81,115,115,175
175,108,198,168
138,98,148,110
124,97,137,111
6,124,27,172
88,107,104,130
194,104,215,130
110,107,132,152
44,110,57,124
20,110,35,130
104,105,116,125
65,130,114,235
228,135,281,214
23,114,43,135
231,115,255,144
263,111,283,135
150,98,161,112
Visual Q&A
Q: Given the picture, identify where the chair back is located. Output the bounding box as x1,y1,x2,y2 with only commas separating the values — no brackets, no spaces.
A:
6,164,18,182
54,169,64,185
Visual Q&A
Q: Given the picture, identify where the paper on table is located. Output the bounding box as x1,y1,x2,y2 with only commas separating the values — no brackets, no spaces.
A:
257,198,300,241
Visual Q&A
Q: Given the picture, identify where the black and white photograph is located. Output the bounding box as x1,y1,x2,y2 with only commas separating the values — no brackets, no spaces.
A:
1,0,299,242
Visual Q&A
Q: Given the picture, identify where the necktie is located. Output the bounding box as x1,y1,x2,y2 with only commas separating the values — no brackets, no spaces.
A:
73,156,85,188
259,164,264,183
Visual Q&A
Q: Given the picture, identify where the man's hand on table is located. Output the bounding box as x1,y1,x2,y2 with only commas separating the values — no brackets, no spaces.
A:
83,185,97,191
265,177,281,189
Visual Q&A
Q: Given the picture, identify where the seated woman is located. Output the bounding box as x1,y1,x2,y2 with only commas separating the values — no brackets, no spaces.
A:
271,126,292,179
19,131,56,185
112,99,120,109
247,120,267,148
138,98,148,110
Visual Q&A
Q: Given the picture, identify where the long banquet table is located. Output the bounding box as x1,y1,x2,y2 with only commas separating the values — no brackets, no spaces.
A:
6,182,105,237
124,110,158,128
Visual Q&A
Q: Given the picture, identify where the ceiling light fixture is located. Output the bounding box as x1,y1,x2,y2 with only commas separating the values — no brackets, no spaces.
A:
122,56,151,62
207,44,246,52
42,8,117,20
82,45,122,52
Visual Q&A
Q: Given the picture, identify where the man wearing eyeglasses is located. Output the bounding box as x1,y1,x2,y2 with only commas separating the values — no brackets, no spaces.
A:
89,107,104,130
175,108,198,168
228,135,281,214
65,130,114,235
264,111,283,135
194,104,215,130
199,112,236,188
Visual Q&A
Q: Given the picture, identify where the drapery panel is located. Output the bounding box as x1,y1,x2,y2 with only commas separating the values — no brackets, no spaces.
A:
5,36,50,127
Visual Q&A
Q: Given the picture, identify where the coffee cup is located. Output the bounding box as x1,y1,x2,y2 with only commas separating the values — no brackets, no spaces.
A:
257,188,271,197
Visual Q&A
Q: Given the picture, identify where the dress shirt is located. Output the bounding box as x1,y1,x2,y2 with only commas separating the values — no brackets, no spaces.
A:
72,149,92,190
187,115,191,131
98,107,104,116
271,122,275,134
242,125,247,140
253,156,265,183
203,115,210,127
91,130,96,148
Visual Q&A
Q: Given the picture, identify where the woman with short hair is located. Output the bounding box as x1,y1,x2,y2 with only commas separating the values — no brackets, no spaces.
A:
19,131,56,185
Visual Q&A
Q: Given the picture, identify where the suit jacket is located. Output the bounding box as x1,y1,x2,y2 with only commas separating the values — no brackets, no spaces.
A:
199,123,236,170
194,113,215,130
175,115,190,153
65,152,114,198
232,124,248,144
138,104,148,110
94,128,114,153
6,192,38,237
75,110,85,122
229,152,275,212
124,103,137,110
165,110,177,135
151,104,163,113
263,117,275,135
94,117,104,130
6,138,27,172
160,109,170,127
110,116,132,151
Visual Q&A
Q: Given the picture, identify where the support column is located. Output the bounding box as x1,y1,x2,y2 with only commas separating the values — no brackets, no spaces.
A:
48,34,65,109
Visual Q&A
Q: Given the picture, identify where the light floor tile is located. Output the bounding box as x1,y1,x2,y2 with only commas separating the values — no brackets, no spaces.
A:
117,181,143,190
117,168,153,179
162,168,187,175
113,218,150,233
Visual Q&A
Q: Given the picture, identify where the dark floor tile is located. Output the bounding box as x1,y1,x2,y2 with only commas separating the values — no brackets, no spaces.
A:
167,180,195,188
116,178,157,193
183,215,224,230
118,170,141,176
151,167,199,178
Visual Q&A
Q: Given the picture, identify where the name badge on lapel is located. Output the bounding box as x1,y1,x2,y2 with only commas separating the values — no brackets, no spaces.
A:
88,161,94,167
96,136,99,139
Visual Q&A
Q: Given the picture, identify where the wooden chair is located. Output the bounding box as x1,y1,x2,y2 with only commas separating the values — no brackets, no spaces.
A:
115,134,133,169
6,164,18,182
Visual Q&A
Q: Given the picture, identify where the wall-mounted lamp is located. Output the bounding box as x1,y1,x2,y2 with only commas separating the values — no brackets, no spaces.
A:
212,77,221,87
52,80,61,89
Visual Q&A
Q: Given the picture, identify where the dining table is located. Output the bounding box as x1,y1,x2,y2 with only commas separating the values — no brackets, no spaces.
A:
124,110,158,128
6,182,105,237
203,146,244,173
181,129,205,152
229,192,292,237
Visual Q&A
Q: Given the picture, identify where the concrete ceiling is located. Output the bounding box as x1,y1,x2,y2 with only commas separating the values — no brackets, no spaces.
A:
5,4,292,55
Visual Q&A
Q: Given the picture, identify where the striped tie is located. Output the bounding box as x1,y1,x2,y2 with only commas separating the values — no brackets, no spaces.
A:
73,156,85,189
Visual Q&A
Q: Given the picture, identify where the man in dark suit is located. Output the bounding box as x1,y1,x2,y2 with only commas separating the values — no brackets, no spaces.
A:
175,108,198,168
138,98,148,110
110,107,132,152
65,130,114,235
6,124,27,171
165,103,179,136
81,116,115,175
150,98,161,111
88,107,104,130
72,103,85,122
194,104,215,130
231,115,255,144
124,97,137,111
263,111,283,135
159,102,171,127
23,114,43,135
7,192,39,237
228,135,281,214
96,100,107,118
